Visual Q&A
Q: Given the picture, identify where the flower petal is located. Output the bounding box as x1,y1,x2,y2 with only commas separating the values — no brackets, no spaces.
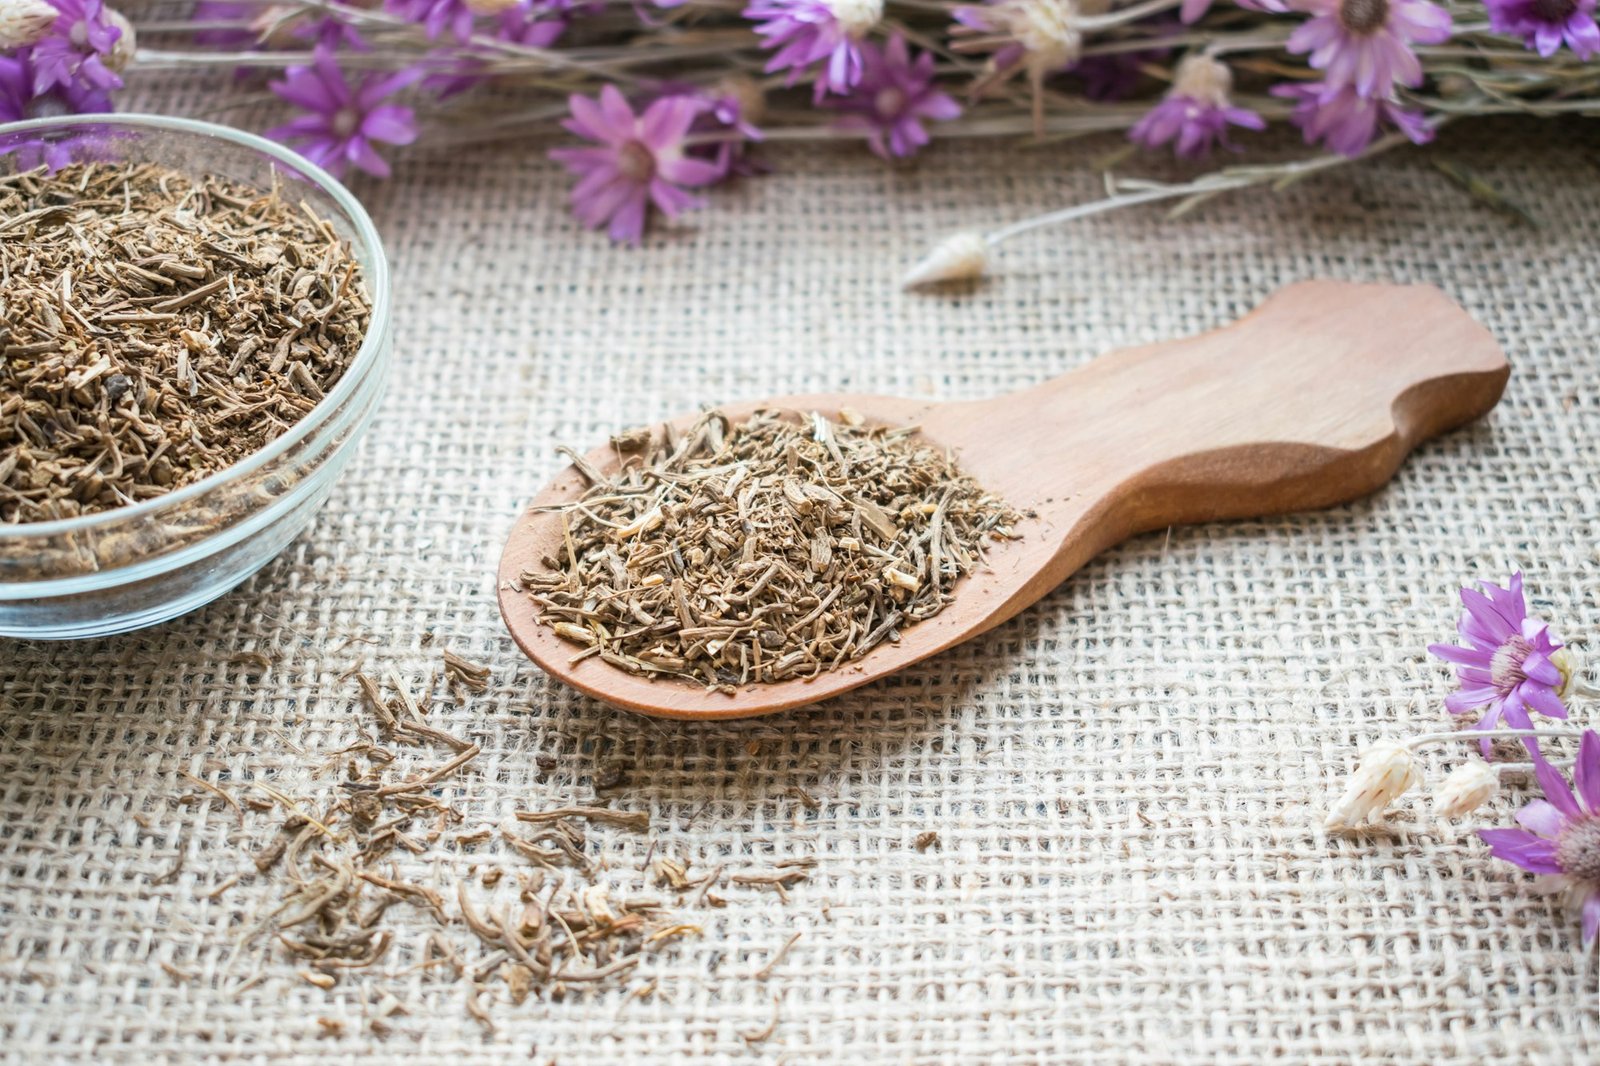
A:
1534,755,1582,818
1514,799,1565,839
1575,731,1600,813
1478,827,1563,874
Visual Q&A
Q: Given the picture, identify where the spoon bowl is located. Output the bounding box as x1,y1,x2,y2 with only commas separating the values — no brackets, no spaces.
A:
498,281,1509,719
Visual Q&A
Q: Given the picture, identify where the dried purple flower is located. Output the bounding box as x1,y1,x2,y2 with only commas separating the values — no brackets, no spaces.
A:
824,35,961,160
1428,572,1571,757
0,50,109,169
1485,0,1600,58
1129,54,1264,158
1271,80,1432,156
27,0,124,95
691,76,767,181
1286,0,1451,97
385,0,476,41
744,0,882,99
951,0,1095,97
266,49,419,179
550,85,723,243
1478,732,1600,944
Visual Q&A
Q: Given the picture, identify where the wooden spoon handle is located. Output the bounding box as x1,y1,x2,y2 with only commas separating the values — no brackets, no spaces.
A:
950,280,1508,551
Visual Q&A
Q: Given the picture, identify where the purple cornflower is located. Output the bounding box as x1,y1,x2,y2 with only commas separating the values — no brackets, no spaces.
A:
1271,79,1432,156
1486,0,1600,58
28,0,124,95
825,35,960,160
1286,0,1451,97
550,85,722,243
1428,572,1571,756
745,0,883,99
385,0,477,41
1478,732,1600,944
1130,54,1264,158
266,49,419,179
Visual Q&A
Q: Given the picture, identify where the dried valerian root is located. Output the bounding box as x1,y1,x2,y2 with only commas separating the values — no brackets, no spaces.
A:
524,409,1024,689
0,161,370,523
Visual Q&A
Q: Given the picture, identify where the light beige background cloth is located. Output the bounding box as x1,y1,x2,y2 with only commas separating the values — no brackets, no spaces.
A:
3,91,1599,1063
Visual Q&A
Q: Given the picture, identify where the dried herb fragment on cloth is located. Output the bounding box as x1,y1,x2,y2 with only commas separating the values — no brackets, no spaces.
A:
0,161,371,523
523,409,1023,688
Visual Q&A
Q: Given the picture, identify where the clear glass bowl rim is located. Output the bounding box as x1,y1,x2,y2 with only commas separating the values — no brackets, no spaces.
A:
0,112,392,544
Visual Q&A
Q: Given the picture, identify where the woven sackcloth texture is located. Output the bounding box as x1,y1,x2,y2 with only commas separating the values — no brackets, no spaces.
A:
4,79,1600,1064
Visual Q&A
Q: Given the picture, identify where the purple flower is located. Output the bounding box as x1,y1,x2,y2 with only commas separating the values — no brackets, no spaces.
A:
1478,732,1600,944
1271,79,1432,156
691,77,767,181
1130,54,1264,159
1428,572,1571,757
0,51,110,169
549,85,723,243
745,0,882,100
266,49,419,179
1286,0,1451,98
27,0,123,95
190,0,261,48
423,2,565,96
385,0,477,41
824,35,961,160
1485,0,1600,58
951,0,1084,93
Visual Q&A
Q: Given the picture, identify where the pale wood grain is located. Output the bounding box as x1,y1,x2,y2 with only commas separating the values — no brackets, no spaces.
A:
497,280,1509,720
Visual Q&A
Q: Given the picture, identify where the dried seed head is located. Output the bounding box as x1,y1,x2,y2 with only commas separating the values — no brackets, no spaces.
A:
0,0,58,50
1324,740,1420,829
1433,760,1498,820
903,231,990,289
826,0,883,37
103,8,136,73
1171,54,1234,110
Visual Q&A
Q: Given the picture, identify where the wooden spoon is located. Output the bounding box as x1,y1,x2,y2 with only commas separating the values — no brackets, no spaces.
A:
498,280,1508,720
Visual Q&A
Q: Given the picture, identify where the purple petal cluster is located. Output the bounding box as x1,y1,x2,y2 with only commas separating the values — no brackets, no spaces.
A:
1286,0,1451,98
1485,0,1600,58
25,0,123,96
824,34,961,159
691,79,767,180
1271,79,1431,155
550,85,723,243
746,0,882,99
267,49,420,178
1130,54,1264,159
1479,732,1600,944
385,0,478,42
1428,572,1570,757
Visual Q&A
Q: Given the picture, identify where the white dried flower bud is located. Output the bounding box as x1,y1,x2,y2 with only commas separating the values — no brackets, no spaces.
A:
104,8,136,74
826,0,882,38
902,231,989,289
1324,740,1420,830
1171,54,1234,110
1433,760,1499,820
0,0,59,51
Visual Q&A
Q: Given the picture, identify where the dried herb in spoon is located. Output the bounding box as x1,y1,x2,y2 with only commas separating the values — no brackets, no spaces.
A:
523,409,1024,690
0,160,371,523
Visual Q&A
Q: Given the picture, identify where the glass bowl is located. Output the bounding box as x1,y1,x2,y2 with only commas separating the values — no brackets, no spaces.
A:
0,115,393,639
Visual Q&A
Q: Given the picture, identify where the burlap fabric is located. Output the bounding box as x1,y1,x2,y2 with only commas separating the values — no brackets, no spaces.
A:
3,96,1599,1062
